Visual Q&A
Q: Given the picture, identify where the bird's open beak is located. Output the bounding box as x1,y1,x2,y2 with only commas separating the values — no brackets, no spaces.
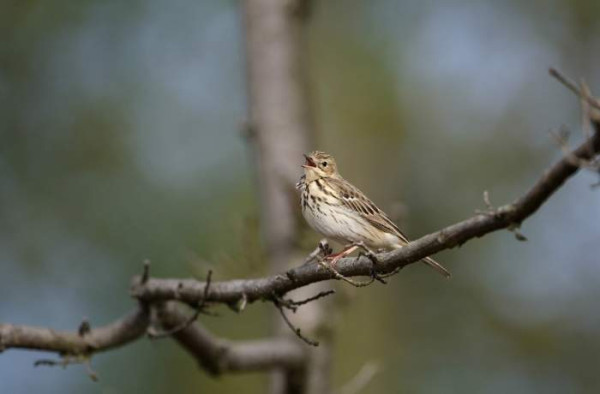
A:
302,154,316,168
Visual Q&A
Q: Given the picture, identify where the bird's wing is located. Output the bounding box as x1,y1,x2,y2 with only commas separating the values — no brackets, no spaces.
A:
325,177,410,245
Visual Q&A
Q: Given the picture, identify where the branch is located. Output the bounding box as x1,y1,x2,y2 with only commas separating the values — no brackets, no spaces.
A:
147,270,214,339
3,73,600,392
132,120,600,306
0,307,149,355
155,302,306,375
549,68,600,111
0,302,307,381
273,297,319,347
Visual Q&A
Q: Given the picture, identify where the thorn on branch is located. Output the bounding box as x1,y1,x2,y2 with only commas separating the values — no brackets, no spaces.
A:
141,259,150,285
507,223,528,242
514,231,528,242
228,293,248,313
483,190,493,211
475,190,496,215
272,296,319,347
474,191,527,241
149,271,214,339
78,319,91,337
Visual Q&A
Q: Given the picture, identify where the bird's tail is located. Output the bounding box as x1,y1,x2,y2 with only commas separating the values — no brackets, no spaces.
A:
421,256,451,278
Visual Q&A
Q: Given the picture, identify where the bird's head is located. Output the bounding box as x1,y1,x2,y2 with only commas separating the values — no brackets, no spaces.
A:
302,151,339,181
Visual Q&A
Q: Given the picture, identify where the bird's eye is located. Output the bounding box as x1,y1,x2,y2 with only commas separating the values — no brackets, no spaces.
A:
322,161,328,167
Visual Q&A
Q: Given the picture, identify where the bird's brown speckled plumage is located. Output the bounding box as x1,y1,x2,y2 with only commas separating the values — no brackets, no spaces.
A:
297,151,450,278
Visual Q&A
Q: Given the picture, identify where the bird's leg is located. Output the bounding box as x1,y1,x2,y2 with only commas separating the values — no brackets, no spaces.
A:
324,241,379,267
316,242,383,288
324,244,359,267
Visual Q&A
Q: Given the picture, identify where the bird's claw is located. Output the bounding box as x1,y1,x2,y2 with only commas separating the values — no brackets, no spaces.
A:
352,241,379,265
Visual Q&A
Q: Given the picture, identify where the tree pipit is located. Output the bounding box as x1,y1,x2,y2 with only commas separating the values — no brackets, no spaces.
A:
296,151,450,278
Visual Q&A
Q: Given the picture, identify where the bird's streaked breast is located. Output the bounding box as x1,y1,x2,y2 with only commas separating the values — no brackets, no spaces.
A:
301,180,393,248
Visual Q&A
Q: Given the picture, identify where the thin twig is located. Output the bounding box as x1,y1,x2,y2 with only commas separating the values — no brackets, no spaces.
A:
317,260,376,288
156,301,306,375
34,354,99,382
475,190,495,215
548,128,599,170
141,259,150,284
273,297,319,346
83,359,99,382
0,308,149,354
78,319,91,337
303,245,322,265
277,290,336,312
483,190,492,210
581,81,594,139
303,240,327,265
475,189,528,241
287,290,335,307
148,271,214,339
549,68,600,111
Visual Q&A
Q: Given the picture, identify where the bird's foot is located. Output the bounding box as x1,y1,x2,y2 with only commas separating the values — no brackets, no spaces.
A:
315,241,383,288
323,252,345,267
322,243,360,267
352,241,379,265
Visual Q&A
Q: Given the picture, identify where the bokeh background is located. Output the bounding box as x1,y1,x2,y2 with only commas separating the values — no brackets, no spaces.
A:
2,0,600,393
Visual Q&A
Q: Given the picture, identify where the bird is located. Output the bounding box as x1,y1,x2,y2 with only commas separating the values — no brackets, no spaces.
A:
296,150,451,278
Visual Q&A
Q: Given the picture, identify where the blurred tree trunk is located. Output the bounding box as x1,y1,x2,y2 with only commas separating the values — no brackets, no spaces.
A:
242,1,332,393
